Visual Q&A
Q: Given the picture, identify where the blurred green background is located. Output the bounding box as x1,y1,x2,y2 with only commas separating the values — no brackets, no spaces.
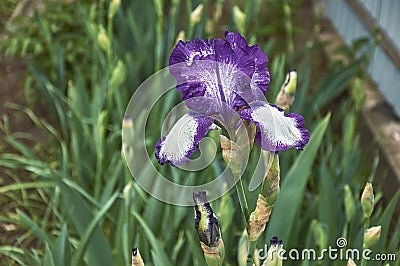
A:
0,0,399,265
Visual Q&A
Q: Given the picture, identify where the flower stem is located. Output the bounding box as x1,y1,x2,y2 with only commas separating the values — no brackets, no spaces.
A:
234,174,250,222
246,239,257,266
361,217,370,266
233,172,258,266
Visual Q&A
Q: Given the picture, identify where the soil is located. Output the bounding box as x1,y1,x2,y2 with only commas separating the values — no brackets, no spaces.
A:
0,55,26,118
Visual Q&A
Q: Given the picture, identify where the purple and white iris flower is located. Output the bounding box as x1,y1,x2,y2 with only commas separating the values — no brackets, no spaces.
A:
156,31,309,166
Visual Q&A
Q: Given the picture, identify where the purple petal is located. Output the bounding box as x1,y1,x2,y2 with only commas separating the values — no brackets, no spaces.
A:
168,32,270,110
155,113,215,166
241,103,310,151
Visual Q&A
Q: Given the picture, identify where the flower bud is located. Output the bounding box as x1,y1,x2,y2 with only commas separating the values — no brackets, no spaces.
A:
190,4,204,26
205,19,213,34
361,182,374,219
311,219,327,249
109,60,126,89
275,69,297,110
132,247,144,266
122,115,135,161
97,25,110,52
193,191,225,266
233,5,246,34
351,78,366,111
347,258,357,266
175,30,185,43
363,225,381,249
108,0,121,20
263,237,283,266
200,239,225,266
237,230,260,266
153,0,162,16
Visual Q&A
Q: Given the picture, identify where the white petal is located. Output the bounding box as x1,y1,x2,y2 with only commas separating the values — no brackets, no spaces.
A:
241,103,309,151
156,113,214,165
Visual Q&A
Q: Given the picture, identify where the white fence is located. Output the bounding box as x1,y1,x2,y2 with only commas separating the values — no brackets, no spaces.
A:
321,0,400,117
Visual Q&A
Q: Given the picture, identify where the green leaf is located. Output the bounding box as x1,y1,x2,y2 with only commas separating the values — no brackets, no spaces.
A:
0,182,54,193
372,189,400,254
17,210,51,245
266,114,331,243
185,230,205,265
52,224,71,266
72,192,119,264
43,244,55,266
57,180,113,265
131,210,173,266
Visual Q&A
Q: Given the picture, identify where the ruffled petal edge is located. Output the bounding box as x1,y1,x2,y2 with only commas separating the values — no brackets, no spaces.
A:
241,103,309,151
155,113,215,166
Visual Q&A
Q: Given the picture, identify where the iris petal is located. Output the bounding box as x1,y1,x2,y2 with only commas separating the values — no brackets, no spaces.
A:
168,32,270,110
241,103,310,151
155,113,215,166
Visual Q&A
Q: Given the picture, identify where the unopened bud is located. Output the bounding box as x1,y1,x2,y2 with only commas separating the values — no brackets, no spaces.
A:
97,25,110,52
109,60,126,89
361,182,374,219
108,0,121,20
190,4,204,26
233,5,246,34
132,247,144,266
347,258,357,266
122,115,135,161
363,225,381,249
205,19,214,34
263,237,283,266
200,239,225,266
275,69,297,110
311,219,327,249
193,191,225,266
351,78,366,111
175,30,185,43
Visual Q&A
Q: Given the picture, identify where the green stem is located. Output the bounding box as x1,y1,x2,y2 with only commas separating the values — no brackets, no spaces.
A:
364,217,370,230
233,171,258,266
246,240,257,266
234,174,250,222
361,217,370,266
283,1,294,54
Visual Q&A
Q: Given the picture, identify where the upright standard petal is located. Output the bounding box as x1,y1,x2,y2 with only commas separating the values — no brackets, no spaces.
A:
168,32,270,110
241,103,309,151
155,113,214,166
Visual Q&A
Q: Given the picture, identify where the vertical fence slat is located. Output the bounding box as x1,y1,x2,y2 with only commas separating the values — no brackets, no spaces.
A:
321,0,400,117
